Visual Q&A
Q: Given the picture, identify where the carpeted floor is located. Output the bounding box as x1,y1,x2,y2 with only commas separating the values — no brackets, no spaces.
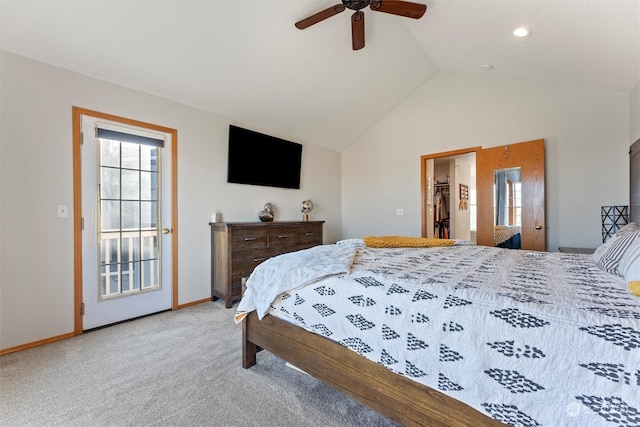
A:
0,302,396,427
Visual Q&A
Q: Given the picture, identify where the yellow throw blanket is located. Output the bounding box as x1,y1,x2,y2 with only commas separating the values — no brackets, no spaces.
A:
363,235,455,248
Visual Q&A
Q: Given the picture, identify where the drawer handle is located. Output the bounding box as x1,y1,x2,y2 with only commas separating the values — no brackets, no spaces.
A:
305,232,314,236
278,234,289,238
244,237,257,241
253,257,266,262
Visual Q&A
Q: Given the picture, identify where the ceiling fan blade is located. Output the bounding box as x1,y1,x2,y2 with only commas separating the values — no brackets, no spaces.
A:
295,4,346,29
370,1,427,19
351,11,365,50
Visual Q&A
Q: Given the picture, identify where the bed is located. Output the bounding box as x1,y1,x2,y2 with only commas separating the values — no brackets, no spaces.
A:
237,237,639,426
237,143,640,426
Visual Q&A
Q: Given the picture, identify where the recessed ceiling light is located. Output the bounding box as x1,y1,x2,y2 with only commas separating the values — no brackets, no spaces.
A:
480,63,494,71
513,27,532,37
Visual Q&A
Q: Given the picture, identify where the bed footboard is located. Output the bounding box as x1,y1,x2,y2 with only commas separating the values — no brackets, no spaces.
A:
241,311,504,427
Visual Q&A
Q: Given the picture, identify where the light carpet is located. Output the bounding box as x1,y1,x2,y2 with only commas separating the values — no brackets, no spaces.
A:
0,302,396,427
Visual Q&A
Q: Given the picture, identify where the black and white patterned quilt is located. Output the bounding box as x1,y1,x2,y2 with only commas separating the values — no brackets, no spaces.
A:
265,242,640,427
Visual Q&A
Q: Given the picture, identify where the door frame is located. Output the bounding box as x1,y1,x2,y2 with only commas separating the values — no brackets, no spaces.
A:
72,106,179,335
420,147,482,238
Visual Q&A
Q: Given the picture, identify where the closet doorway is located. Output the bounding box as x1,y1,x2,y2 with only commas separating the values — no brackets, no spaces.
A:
421,147,481,241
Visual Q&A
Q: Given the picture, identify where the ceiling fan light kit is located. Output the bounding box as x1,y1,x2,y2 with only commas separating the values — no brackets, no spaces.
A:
295,0,427,51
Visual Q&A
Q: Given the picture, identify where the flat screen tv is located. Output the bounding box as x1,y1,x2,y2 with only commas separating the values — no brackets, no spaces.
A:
227,125,302,189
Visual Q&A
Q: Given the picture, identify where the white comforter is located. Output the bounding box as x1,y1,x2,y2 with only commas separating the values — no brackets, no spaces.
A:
235,243,358,322
239,241,640,427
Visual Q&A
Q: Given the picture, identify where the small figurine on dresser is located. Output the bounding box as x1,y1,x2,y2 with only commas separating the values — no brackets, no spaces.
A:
301,199,314,221
258,203,274,222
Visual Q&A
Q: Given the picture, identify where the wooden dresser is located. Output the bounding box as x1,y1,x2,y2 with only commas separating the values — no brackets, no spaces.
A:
210,221,324,308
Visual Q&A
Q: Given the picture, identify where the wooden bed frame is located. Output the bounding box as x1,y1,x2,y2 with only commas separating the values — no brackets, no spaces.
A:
242,311,505,426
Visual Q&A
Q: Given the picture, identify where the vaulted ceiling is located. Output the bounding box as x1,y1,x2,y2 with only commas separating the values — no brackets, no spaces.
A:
1,0,638,151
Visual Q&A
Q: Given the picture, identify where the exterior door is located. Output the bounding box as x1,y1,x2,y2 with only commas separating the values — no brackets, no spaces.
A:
75,109,177,331
476,139,546,251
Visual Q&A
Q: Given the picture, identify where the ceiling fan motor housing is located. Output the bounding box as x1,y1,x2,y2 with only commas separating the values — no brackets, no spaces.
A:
343,0,372,11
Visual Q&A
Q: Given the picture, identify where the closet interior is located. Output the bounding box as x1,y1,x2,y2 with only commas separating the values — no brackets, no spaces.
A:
428,154,475,242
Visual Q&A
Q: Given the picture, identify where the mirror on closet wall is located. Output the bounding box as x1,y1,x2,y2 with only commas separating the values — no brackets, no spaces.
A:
476,139,546,251
493,167,522,249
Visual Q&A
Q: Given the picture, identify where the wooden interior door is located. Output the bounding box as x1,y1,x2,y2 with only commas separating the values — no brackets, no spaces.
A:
476,139,546,251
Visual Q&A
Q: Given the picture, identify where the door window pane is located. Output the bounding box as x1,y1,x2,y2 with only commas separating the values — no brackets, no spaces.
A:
121,169,140,200
141,201,157,228
121,201,140,229
140,171,157,201
101,168,120,199
141,234,158,260
101,200,121,230
100,139,120,168
130,235,141,261
141,146,158,172
132,261,141,291
121,142,139,170
101,264,121,296
141,260,157,289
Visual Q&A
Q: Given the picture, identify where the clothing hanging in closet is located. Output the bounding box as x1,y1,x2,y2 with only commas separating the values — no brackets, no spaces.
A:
433,187,450,239
434,189,448,222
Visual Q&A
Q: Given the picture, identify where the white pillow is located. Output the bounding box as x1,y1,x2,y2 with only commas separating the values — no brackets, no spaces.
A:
592,234,618,265
617,240,640,296
595,231,640,276
616,222,640,237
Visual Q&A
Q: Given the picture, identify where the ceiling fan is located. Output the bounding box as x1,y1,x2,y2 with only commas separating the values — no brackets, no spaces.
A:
295,1,427,51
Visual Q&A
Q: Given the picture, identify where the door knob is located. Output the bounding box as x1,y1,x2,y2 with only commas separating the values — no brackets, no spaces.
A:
534,225,542,230
162,227,171,234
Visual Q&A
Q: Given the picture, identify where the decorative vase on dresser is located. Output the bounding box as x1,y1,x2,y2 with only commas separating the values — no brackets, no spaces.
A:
210,221,324,308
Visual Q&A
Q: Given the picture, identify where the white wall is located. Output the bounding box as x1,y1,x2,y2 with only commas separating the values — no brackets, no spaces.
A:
0,51,342,350
342,72,630,252
452,157,472,241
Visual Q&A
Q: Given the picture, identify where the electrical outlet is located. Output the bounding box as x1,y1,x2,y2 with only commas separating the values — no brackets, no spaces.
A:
396,208,404,216
57,204,68,218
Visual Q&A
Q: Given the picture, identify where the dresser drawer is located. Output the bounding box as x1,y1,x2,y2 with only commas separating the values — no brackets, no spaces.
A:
232,248,280,276
268,226,298,247
298,224,323,244
231,228,268,251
